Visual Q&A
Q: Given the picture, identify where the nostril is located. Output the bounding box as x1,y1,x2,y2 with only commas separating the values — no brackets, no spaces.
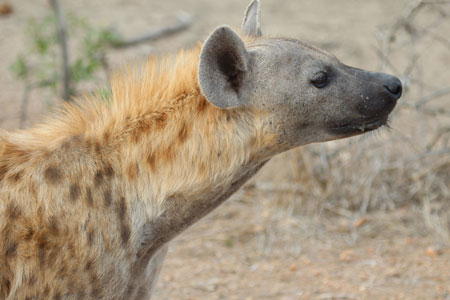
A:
384,78,402,98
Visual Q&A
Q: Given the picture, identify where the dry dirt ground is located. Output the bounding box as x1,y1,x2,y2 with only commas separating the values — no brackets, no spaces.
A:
0,0,449,299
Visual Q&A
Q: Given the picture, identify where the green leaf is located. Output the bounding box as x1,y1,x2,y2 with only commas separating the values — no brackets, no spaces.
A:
35,38,50,55
9,55,29,80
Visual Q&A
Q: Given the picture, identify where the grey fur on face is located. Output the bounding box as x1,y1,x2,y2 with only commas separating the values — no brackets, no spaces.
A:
198,0,401,148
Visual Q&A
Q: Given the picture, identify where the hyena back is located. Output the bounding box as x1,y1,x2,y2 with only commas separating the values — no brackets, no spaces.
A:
0,1,401,299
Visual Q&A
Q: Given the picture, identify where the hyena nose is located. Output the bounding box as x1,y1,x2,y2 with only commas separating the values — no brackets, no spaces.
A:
383,77,402,100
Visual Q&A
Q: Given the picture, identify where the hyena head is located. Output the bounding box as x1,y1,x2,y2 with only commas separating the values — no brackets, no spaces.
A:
198,0,402,149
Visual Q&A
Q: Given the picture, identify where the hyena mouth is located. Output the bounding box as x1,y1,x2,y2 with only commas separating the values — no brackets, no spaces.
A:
329,115,389,136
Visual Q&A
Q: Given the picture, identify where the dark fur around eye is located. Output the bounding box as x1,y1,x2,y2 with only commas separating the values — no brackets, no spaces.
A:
311,72,328,88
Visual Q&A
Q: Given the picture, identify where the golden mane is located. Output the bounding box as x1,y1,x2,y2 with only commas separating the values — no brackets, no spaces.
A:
12,44,208,150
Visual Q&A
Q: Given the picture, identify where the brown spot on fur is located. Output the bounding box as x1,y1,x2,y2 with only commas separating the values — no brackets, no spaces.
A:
146,153,156,170
38,246,46,267
94,170,103,187
4,279,10,291
48,216,59,236
126,163,138,180
84,259,94,271
47,248,59,267
53,292,61,300
199,162,207,177
69,183,80,202
57,265,67,277
116,197,127,220
43,285,50,296
87,229,95,246
103,190,112,207
161,143,175,162
6,202,22,220
178,122,189,143
5,242,17,257
3,223,11,240
24,227,35,240
2,278,11,295
102,130,111,142
61,139,71,151
86,187,93,206
89,272,101,298
154,113,167,129
8,170,23,183
104,164,114,178
30,183,38,199
226,111,231,122
249,136,258,148
120,223,131,246
94,141,102,156
197,97,208,113
0,164,8,181
43,166,62,184
85,138,93,151
37,233,51,268
27,274,37,285
130,127,143,144
131,133,141,144
129,117,154,144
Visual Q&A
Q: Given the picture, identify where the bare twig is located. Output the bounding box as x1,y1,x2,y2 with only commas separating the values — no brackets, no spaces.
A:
429,31,450,50
96,51,110,83
374,47,401,74
416,87,450,106
388,0,424,40
423,0,450,3
19,82,32,129
318,293,357,300
427,126,450,150
19,80,54,129
50,0,71,101
111,13,193,48
250,182,303,193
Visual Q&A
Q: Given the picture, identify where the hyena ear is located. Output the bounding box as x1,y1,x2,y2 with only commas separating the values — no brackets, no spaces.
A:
242,0,262,37
198,26,251,109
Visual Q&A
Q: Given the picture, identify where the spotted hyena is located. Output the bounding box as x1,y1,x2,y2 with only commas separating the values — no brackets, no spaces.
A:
0,1,402,299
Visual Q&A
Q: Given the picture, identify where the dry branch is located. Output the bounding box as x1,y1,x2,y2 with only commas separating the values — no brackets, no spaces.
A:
416,87,450,106
112,13,193,48
19,80,54,129
50,0,71,101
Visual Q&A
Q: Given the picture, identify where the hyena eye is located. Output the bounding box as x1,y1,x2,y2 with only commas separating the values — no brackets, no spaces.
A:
311,71,328,88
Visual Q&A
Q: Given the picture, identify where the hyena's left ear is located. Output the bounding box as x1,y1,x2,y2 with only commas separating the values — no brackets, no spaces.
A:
242,0,262,37
198,26,252,109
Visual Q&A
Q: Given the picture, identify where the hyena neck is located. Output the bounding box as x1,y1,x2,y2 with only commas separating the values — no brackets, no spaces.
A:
125,93,275,223
126,104,274,274
120,87,276,271
94,48,278,254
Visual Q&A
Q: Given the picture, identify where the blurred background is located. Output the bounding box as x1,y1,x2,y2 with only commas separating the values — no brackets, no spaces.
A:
0,0,449,299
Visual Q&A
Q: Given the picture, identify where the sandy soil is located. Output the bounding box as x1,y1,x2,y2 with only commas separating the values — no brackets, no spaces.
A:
0,0,449,299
